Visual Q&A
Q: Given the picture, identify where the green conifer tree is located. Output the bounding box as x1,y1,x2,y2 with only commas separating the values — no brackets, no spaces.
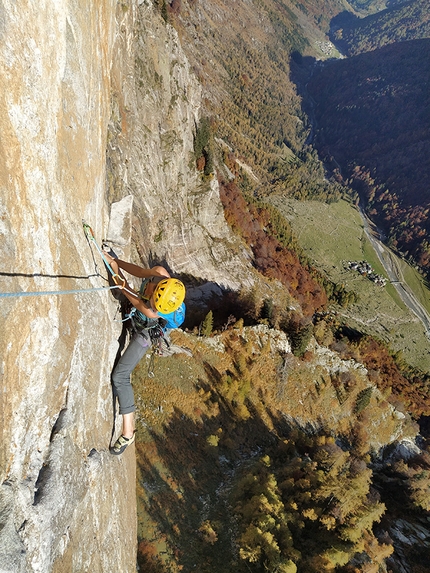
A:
201,310,214,337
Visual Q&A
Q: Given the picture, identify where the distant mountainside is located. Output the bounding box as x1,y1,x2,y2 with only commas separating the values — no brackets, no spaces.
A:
308,38,430,272
167,0,354,201
332,0,430,54
170,0,430,275
165,0,430,281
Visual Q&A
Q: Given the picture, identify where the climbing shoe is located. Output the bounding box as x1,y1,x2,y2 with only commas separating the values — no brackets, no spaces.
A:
110,433,135,456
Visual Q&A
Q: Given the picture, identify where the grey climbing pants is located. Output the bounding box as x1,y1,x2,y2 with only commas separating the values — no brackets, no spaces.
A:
111,332,151,415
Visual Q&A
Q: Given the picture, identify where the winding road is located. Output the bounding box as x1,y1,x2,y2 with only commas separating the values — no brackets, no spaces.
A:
359,206,430,339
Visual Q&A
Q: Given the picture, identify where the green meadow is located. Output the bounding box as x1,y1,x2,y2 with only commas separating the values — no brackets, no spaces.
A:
268,196,430,372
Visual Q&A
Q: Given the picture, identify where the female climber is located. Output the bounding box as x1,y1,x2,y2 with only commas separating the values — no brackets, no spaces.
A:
102,248,186,455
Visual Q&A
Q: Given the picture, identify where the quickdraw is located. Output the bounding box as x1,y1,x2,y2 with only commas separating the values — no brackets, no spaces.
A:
82,220,137,299
147,323,171,378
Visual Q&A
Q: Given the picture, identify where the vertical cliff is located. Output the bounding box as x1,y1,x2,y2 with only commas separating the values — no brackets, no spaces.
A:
0,2,136,571
0,1,256,571
106,1,253,291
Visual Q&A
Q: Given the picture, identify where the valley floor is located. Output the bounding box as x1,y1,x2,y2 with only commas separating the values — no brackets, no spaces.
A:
267,196,430,373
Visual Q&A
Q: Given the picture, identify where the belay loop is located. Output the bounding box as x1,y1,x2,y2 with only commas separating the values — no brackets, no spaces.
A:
147,325,170,378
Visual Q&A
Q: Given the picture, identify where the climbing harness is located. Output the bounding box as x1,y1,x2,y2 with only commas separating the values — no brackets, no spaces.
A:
145,305,187,376
122,304,171,378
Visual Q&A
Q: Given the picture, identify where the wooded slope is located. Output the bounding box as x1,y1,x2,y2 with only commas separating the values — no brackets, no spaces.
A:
308,38,430,271
332,0,430,55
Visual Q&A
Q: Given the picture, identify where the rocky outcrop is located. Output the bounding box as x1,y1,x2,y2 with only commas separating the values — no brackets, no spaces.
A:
106,1,253,292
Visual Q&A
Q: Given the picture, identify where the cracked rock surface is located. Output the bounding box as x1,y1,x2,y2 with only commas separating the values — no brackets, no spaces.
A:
0,2,136,572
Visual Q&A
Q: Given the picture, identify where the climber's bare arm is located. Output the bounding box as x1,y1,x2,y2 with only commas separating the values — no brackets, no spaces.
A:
106,258,159,318
104,254,169,280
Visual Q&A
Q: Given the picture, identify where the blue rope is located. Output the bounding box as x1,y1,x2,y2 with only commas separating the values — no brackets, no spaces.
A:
0,286,121,298
0,221,134,300
82,220,116,276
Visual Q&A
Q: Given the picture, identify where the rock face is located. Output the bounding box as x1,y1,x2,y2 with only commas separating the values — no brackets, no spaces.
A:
106,1,253,291
0,1,255,571
0,2,134,572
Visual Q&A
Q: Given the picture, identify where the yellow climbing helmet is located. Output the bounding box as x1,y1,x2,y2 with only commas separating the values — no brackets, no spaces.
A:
153,278,186,314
